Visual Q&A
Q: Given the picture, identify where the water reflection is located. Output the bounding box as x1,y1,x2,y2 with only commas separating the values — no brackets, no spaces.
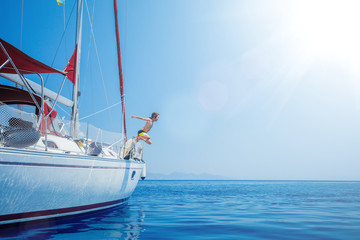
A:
0,204,145,240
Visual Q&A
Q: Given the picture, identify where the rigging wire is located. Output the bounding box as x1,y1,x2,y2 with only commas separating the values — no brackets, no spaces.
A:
121,0,129,137
44,1,76,87
53,102,71,117
83,0,115,131
20,0,24,50
17,0,24,90
79,101,121,121
78,0,96,110
124,0,128,73
63,0,67,61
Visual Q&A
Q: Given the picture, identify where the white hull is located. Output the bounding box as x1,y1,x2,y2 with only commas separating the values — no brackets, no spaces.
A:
0,147,144,225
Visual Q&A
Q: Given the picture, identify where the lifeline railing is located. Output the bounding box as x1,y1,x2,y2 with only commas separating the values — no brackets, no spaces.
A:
0,102,144,160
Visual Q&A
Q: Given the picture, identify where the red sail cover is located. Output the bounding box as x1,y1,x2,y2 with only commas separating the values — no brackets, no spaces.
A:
64,46,77,84
0,38,65,75
0,85,45,108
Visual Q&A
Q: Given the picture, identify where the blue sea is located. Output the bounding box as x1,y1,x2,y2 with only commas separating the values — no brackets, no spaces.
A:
1,180,360,239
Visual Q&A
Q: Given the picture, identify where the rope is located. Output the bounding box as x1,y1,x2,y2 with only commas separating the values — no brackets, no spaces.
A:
79,101,121,121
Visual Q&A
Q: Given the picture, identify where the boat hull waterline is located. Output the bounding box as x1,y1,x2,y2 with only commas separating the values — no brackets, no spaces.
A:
0,148,144,225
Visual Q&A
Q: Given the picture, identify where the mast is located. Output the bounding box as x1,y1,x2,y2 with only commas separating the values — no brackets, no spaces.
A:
113,0,127,141
71,0,83,138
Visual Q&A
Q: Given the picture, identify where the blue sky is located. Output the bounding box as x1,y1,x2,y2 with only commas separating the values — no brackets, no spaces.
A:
1,0,360,180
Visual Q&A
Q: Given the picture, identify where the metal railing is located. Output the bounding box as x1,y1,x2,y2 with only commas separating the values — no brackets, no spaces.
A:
0,102,144,160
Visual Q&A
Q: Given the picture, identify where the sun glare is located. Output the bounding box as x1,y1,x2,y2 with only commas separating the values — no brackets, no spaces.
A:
198,80,228,111
290,0,360,60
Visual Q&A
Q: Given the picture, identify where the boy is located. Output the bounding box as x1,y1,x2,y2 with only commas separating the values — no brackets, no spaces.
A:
131,112,159,144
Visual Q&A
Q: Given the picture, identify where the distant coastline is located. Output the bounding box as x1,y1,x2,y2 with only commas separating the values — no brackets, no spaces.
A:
146,172,233,180
145,173,360,181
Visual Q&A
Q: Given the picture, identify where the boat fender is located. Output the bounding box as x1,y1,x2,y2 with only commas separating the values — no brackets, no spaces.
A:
88,142,102,156
141,164,146,180
8,117,33,128
2,127,41,148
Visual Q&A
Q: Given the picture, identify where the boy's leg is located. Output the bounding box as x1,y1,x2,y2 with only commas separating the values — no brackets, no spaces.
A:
139,134,151,144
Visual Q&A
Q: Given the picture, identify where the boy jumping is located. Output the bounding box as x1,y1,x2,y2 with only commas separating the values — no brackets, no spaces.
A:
131,112,160,144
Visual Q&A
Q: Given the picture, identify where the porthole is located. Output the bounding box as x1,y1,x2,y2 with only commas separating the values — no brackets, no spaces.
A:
131,170,136,180
42,140,58,149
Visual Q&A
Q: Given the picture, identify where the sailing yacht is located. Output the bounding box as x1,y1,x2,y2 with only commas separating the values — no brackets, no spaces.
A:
0,0,146,225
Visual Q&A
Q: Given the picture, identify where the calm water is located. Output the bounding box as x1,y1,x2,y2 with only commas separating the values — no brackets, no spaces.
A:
1,180,360,239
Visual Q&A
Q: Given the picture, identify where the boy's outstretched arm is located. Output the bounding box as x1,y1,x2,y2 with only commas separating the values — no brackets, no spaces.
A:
131,116,150,121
